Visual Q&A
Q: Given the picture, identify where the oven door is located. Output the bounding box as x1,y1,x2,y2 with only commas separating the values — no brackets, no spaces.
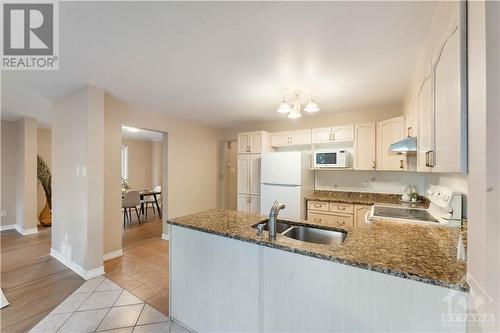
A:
314,152,337,167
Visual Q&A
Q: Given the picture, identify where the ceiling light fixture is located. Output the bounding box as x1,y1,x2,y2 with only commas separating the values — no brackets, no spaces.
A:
123,126,140,133
276,91,319,119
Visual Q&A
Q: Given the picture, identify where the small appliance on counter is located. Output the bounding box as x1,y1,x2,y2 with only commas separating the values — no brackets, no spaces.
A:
313,149,351,168
368,185,463,227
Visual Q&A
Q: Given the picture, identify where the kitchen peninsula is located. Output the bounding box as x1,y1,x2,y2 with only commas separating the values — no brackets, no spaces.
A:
168,209,467,333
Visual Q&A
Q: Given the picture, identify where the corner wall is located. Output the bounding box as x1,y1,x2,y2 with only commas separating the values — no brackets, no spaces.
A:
51,85,104,277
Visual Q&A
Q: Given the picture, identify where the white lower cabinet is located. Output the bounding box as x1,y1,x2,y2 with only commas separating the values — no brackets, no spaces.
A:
237,194,260,214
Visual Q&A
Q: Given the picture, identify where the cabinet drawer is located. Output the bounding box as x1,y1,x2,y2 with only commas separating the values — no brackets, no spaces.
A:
329,203,354,214
308,212,354,228
307,201,329,212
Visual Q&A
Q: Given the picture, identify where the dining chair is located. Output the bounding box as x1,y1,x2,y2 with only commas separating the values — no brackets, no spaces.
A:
141,185,161,220
122,190,141,227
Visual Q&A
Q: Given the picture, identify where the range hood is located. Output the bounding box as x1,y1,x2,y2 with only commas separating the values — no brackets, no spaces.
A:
389,136,417,153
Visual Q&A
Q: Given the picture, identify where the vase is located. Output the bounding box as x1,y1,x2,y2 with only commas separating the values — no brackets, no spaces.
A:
39,202,52,226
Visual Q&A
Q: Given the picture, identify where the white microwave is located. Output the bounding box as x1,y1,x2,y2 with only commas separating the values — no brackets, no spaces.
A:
313,149,350,168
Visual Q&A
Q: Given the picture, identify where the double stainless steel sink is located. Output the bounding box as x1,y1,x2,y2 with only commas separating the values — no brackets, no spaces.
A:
254,219,347,245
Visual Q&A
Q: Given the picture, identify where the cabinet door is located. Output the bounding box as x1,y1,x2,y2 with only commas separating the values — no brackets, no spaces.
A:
417,75,433,172
238,133,250,153
249,133,261,154
376,116,406,171
354,205,372,229
237,155,249,194
237,195,249,213
312,127,332,144
249,155,261,195
433,25,465,173
249,196,260,214
271,132,290,147
354,123,376,170
332,125,354,142
289,129,311,145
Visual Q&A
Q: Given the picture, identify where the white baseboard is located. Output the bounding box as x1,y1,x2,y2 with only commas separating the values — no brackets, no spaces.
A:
161,233,169,240
50,248,105,280
103,249,123,261
16,225,38,235
0,224,16,232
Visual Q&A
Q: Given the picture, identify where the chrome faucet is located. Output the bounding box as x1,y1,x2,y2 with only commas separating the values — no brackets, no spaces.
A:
269,201,286,240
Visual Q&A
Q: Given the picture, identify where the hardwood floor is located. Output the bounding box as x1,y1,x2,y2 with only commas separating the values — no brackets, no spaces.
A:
104,217,169,316
0,227,84,333
0,215,167,332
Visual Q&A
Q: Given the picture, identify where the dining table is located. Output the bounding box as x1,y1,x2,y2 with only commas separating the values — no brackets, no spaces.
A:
139,190,162,218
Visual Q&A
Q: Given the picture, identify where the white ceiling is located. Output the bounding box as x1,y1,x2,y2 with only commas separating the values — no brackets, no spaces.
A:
122,126,163,142
1,1,438,128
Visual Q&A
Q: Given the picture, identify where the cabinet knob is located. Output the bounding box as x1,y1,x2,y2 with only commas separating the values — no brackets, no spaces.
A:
314,204,322,208
372,161,376,169
400,159,405,169
336,206,346,211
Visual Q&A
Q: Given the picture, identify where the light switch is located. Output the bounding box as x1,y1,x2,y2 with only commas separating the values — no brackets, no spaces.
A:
82,167,87,176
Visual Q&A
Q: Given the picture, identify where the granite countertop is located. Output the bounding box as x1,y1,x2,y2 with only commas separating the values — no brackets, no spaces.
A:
168,209,468,292
306,190,428,206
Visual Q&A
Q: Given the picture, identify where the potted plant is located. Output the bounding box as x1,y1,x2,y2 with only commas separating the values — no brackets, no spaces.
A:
37,155,52,226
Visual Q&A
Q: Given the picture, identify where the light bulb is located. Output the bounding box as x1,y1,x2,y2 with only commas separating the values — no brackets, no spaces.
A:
276,102,292,114
304,101,320,113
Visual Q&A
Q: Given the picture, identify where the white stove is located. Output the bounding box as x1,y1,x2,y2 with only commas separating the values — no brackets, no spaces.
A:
368,185,463,227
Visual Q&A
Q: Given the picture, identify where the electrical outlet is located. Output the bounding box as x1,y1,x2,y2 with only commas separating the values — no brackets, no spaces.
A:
0,211,6,217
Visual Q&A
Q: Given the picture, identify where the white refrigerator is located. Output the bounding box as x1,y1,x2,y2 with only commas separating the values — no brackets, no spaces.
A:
260,152,314,221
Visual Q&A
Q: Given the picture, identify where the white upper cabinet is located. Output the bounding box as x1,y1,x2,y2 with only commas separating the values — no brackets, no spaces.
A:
237,131,268,154
417,75,433,172
405,94,418,138
354,123,376,170
332,125,354,142
312,126,354,144
311,128,332,144
376,116,406,171
271,129,311,147
432,22,467,173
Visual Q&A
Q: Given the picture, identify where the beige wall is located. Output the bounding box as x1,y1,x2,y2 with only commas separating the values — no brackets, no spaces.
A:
104,95,223,255
37,128,52,216
1,121,18,226
467,1,500,331
151,141,162,189
122,138,153,190
15,117,38,232
52,86,104,272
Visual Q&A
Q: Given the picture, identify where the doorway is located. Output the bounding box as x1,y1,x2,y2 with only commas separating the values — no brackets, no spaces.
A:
224,140,238,210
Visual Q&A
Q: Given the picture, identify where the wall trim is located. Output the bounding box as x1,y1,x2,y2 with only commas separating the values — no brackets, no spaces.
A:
14,225,38,236
0,224,16,232
50,248,105,280
162,233,169,240
103,249,123,261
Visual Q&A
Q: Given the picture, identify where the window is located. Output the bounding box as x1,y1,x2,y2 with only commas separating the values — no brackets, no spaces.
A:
121,145,128,180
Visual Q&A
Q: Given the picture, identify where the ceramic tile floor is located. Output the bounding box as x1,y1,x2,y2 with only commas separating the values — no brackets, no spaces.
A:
29,276,191,333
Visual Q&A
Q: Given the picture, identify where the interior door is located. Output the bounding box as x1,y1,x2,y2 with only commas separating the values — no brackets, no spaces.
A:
312,128,331,144
354,123,376,170
332,125,354,142
237,155,249,194
417,75,433,172
249,155,261,195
